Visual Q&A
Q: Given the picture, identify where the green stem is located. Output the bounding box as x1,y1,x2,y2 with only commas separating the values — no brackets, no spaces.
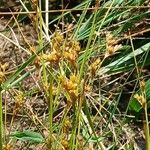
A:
0,87,3,149
49,65,53,149
145,102,150,150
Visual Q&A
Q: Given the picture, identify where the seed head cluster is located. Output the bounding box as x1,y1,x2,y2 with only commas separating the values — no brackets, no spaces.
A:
0,63,9,83
105,32,122,57
59,74,79,105
40,31,80,68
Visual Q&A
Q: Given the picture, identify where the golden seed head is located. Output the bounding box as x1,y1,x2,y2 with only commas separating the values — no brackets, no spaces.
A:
107,39,117,45
53,31,64,44
65,81,76,90
0,71,5,83
63,118,72,133
89,58,101,76
14,91,24,103
41,54,48,60
47,51,61,63
3,143,13,150
105,44,122,57
61,139,70,150
105,32,122,57
64,119,71,129
70,74,78,83
64,51,76,62
84,84,91,93
72,41,80,53
52,42,60,51
106,32,113,41
14,91,24,114
106,45,114,55
64,51,70,59
93,58,101,66
52,86,57,95
59,75,65,82
140,80,145,91
60,74,79,101
68,89,78,98
0,62,9,72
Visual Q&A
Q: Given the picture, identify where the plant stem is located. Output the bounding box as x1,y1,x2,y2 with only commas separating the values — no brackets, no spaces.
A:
49,65,53,149
0,87,3,149
145,102,150,150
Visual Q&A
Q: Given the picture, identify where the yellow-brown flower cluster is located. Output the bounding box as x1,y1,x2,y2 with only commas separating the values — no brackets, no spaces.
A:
105,32,122,58
64,40,80,67
43,51,61,64
43,31,64,64
3,143,13,150
139,80,145,92
61,139,70,150
59,74,79,104
89,58,101,77
14,91,24,114
63,117,72,134
59,117,72,150
0,62,9,83
41,31,80,68
0,72,5,84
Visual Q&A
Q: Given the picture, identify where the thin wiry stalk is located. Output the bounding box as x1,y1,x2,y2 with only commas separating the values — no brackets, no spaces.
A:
144,98,150,150
49,65,53,149
45,0,49,37
0,88,3,150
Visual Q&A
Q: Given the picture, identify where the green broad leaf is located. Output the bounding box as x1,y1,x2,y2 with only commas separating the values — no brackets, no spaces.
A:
129,79,150,112
128,98,142,113
10,130,44,144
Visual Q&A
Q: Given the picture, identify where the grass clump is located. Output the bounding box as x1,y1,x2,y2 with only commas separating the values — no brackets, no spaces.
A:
0,0,150,149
